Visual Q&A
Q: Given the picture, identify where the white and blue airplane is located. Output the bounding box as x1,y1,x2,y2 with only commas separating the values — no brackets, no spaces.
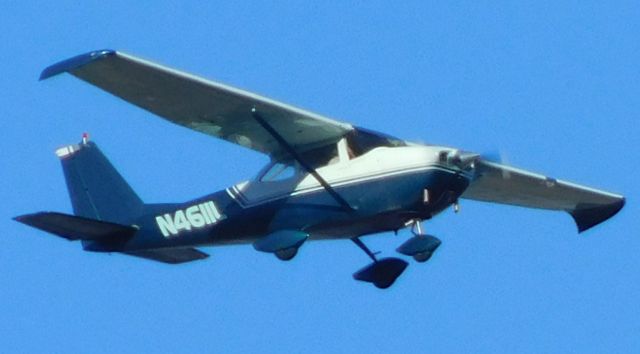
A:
15,50,625,289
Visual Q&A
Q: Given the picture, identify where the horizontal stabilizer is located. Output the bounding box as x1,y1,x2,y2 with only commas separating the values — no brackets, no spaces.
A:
14,212,137,241
124,248,209,264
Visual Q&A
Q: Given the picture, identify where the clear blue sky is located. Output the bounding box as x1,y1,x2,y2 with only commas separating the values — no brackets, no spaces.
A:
1,1,638,353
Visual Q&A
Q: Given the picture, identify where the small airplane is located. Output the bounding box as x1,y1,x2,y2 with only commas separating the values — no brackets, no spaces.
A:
15,49,625,289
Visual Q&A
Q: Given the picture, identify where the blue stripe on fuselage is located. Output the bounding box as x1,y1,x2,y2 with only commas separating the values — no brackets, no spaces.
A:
121,166,469,251
227,164,470,208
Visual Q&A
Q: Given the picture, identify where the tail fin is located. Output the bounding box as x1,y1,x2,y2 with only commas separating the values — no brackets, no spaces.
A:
55,137,143,223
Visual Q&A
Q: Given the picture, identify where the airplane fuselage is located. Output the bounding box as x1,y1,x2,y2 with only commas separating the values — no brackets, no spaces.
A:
108,145,471,253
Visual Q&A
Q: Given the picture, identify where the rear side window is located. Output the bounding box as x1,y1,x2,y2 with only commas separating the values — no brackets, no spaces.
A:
260,162,297,182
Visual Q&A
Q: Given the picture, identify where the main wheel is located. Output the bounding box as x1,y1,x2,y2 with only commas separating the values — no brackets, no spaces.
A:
413,251,434,263
353,258,409,289
275,247,298,261
373,281,393,289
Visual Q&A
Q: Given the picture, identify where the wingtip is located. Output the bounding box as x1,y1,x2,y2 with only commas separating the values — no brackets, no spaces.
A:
13,213,37,224
39,49,116,81
570,196,625,233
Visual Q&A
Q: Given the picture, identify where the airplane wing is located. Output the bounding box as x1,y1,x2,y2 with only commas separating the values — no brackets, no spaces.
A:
40,49,353,157
124,248,209,264
461,159,625,233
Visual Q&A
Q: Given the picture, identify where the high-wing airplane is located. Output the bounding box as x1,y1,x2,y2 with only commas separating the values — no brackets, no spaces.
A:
15,50,625,289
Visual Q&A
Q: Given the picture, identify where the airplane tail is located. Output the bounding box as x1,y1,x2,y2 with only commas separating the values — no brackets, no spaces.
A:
14,136,213,262
55,135,144,223
14,136,143,250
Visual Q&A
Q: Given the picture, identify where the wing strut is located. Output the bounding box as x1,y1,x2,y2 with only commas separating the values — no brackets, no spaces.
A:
253,108,411,288
251,108,355,213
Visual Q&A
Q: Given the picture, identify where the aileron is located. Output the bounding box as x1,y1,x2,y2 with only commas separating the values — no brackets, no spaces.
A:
462,159,625,232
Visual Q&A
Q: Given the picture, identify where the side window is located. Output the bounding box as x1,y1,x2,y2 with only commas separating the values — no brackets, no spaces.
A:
299,144,339,168
347,128,406,158
260,162,297,182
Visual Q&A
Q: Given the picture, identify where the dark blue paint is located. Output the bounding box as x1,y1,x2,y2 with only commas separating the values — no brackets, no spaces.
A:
253,230,308,253
15,139,472,257
39,49,115,80
118,166,469,252
353,257,409,289
569,199,626,233
396,235,442,256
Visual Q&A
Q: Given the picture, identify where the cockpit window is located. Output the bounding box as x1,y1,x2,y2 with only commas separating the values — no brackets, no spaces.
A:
257,129,404,182
259,162,297,182
347,127,406,157
299,144,339,168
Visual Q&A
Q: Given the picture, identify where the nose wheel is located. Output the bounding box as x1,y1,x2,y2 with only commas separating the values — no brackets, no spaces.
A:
350,219,442,288
396,219,442,262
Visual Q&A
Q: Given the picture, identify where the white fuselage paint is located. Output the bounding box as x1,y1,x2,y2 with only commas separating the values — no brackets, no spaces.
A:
155,201,223,238
228,145,465,207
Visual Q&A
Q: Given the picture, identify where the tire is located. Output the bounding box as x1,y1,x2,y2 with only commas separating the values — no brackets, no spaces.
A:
413,251,433,263
275,247,298,261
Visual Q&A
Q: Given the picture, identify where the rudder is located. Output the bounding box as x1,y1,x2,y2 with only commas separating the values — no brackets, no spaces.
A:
55,136,143,223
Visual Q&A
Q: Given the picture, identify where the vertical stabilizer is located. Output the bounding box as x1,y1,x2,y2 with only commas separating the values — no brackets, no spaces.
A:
55,137,143,223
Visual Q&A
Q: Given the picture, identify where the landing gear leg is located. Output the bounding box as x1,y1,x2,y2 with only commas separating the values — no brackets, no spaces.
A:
351,237,408,289
351,237,378,262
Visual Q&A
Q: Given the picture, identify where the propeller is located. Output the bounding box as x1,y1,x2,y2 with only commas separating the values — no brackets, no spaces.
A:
440,149,480,170
441,148,512,180
480,150,508,164
479,149,512,179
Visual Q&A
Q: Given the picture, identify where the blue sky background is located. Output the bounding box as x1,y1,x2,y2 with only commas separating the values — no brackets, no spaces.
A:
1,1,638,353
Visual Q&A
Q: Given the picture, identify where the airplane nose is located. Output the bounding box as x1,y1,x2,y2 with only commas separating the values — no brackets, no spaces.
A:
441,149,479,169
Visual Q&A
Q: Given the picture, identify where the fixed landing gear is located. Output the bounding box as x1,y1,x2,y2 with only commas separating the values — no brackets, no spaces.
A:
351,237,408,289
253,230,308,261
275,247,298,261
396,219,442,263
352,219,442,289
